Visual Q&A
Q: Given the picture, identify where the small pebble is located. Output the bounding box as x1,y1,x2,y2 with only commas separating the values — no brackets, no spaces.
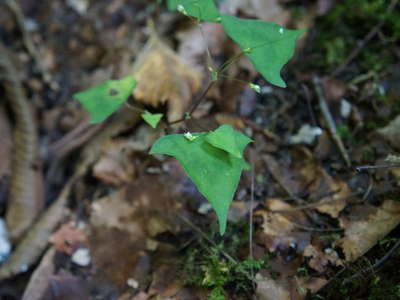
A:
71,248,91,267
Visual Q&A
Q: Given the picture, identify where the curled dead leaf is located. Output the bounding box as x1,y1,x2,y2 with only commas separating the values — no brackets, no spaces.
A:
377,115,400,150
337,199,400,261
132,27,202,122
255,198,311,254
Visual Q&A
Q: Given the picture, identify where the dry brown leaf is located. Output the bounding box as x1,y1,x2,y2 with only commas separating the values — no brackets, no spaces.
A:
132,27,202,122
296,276,328,294
92,139,136,186
256,274,303,300
255,198,311,253
88,176,181,288
336,199,400,261
49,221,86,255
303,244,343,273
264,149,350,218
314,177,349,218
377,115,400,150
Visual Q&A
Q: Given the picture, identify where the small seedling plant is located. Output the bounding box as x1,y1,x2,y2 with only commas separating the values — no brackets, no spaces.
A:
74,0,305,235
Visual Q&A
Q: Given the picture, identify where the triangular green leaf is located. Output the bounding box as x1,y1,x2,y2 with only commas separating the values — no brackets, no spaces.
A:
221,15,305,88
74,76,137,123
150,129,250,234
205,124,252,159
141,112,163,128
167,0,221,22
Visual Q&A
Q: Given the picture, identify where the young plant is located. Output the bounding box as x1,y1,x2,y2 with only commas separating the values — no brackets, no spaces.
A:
74,0,305,234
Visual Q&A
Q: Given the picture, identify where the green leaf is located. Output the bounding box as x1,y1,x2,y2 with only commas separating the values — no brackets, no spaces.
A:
150,127,251,234
74,76,137,123
221,15,305,88
167,0,221,22
205,124,252,159
141,111,163,128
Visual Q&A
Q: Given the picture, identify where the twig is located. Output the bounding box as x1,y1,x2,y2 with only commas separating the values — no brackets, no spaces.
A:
313,76,351,167
168,79,216,125
302,84,317,127
249,154,256,289
343,238,400,284
331,0,399,77
272,191,362,213
356,164,400,172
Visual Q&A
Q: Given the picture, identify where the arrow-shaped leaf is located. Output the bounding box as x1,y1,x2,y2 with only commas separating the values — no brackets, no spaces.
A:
221,15,305,88
168,0,221,22
74,76,137,123
150,126,250,234
205,124,252,159
141,111,164,128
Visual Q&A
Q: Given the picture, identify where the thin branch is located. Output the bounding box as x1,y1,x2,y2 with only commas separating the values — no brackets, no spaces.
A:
313,76,351,167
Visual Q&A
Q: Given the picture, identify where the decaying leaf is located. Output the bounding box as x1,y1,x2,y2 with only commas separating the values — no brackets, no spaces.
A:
264,149,350,218
132,27,202,122
89,175,181,288
303,244,343,273
377,115,400,150
255,198,311,253
49,221,86,255
336,199,400,262
92,139,136,186
256,274,301,300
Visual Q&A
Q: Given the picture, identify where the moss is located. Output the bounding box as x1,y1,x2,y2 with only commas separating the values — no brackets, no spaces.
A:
313,0,400,73
180,221,267,299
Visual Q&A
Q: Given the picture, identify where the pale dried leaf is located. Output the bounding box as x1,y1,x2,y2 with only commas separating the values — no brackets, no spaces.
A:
303,244,343,273
377,115,400,150
296,276,328,294
255,198,311,253
256,274,303,300
315,177,350,218
337,199,400,261
49,221,86,255
92,139,136,186
132,29,201,122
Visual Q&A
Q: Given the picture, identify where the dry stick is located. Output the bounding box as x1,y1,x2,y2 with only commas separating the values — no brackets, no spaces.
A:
249,155,256,290
356,164,400,172
343,238,400,285
331,0,399,77
313,76,351,167
168,79,216,126
302,84,318,127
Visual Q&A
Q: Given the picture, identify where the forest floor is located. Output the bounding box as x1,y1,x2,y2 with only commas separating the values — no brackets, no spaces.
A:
1,0,400,299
